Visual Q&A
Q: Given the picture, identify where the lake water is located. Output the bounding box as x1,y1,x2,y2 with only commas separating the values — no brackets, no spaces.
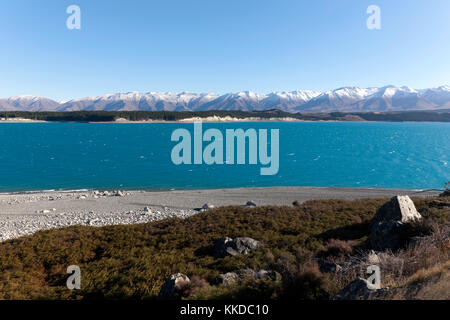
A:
0,122,448,192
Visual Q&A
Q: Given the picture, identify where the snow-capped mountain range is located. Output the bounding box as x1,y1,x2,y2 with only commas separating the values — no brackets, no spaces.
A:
1,86,450,113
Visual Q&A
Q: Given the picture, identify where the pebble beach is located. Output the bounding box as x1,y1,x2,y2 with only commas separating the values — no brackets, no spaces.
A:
0,187,440,242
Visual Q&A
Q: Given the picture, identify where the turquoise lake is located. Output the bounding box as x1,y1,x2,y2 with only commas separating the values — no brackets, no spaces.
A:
0,122,449,192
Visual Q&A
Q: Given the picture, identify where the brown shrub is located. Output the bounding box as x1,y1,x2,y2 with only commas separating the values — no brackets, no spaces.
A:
0,196,448,300
177,276,211,298
319,239,353,258
275,261,335,300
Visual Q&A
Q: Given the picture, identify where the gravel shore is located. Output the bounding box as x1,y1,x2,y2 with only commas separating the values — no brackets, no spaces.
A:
0,187,440,242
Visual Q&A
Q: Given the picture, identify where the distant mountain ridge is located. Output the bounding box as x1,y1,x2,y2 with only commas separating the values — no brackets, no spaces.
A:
2,86,450,113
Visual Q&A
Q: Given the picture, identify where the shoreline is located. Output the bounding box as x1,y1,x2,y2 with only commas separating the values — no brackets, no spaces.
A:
0,187,441,242
0,118,347,124
0,185,442,196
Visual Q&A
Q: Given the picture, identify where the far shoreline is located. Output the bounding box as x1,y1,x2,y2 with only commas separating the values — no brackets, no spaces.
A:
2,119,450,124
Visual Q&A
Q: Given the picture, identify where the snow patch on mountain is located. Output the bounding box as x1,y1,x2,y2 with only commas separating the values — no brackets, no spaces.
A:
1,86,450,112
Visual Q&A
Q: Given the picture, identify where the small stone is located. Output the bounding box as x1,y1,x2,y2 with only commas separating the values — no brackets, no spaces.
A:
158,273,190,300
333,278,382,300
317,259,343,273
245,201,257,207
213,237,263,258
201,203,215,211
213,272,240,286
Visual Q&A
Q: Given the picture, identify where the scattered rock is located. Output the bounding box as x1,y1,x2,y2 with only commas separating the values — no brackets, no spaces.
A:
144,207,151,213
245,201,257,207
254,269,279,280
114,190,125,197
158,273,190,300
213,272,240,286
333,278,382,300
370,195,422,250
317,259,342,273
201,203,215,211
236,268,258,278
213,268,278,286
235,268,279,281
213,237,263,258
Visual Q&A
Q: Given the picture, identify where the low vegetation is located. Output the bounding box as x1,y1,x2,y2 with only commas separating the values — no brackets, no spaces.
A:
0,196,448,300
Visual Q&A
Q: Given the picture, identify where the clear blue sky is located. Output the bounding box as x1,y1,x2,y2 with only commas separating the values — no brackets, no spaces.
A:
1,0,449,102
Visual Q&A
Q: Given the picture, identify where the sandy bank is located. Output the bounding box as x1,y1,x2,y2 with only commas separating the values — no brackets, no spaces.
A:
0,118,47,123
112,116,303,123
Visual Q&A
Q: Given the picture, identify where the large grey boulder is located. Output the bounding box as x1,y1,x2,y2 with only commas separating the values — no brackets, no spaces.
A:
370,195,422,250
158,273,190,300
333,278,382,300
213,237,263,258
